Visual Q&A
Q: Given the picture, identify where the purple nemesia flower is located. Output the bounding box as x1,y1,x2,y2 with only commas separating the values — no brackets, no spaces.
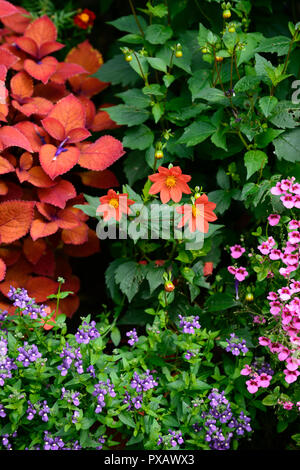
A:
92,379,116,414
178,315,201,334
0,404,6,418
7,287,48,319
224,333,248,356
75,320,100,345
126,328,138,346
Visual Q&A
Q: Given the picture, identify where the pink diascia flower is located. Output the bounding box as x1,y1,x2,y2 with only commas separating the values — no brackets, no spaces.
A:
227,266,248,282
267,214,280,226
288,220,300,230
280,194,296,209
277,346,290,361
230,244,245,259
258,336,271,347
282,401,294,410
288,231,300,244
246,378,259,394
240,365,252,376
278,287,292,301
257,373,272,388
284,369,300,384
269,249,281,260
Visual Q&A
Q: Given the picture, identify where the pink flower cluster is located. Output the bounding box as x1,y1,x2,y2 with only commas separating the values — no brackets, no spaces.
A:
271,177,300,209
277,399,300,411
227,266,248,281
258,337,300,384
240,364,272,394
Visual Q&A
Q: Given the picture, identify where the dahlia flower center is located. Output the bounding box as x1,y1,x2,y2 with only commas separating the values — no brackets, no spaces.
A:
109,198,119,208
165,176,177,188
79,13,90,22
192,205,201,217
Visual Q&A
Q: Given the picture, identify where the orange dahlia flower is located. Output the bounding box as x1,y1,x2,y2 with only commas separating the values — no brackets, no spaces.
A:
148,166,191,204
96,189,135,222
176,194,217,233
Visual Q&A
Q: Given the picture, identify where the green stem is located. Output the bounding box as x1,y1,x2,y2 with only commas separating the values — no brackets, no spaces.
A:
238,131,249,150
128,0,145,37
132,50,147,84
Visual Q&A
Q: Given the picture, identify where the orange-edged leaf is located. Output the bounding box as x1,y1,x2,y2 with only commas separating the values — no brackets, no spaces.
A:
67,128,91,144
65,40,103,74
0,64,7,81
0,243,21,266
1,7,31,33
50,62,87,85
63,274,80,294
0,299,15,315
10,70,33,99
0,258,6,282
56,208,81,229
38,179,76,209
23,237,46,264
14,37,38,58
78,169,119,189
78,135,125,171
41,117,65,141
27,166,56,188
91,107,119,132
13,97,53,117
39,144,80,180
32,247,55,277
0,0,18,17
25,275,58,302
30,217,58,241
39,41,64,59
14,121,48,152
64,228,99,257
0,125,32,152
24,56,57,84
39,305,55,330
78,96,96,129
0,200,34,243
61,222,88,245
0,46,18,69
19,151,33,171
71,76,108,98
0,155,15,174
24,15,57,49
2,254,32,286
36,202,56,220
43,94,86,136
0,182,7,195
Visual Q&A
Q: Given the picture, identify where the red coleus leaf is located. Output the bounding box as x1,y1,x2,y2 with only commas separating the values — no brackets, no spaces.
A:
10,70,33,100
14,121,48,152
33,82,68,102
16,15,64,59
33,247,55,277
78,169,119,189
24,56,58,84
0,200,35,243
41,93,89,141
15,151,33,182
0,243,21,266
50,62,87,85
78,96,96,129
0,126,32,152
1,6,31,33
0,47,18,69
78,135,125,171
25,275,59,302
64,228,99,257
30,218,58,240
91,105,119,132
0,181,23,201
23,236,46,264
38,179,76,209
61,222,89,245
0,0,18,17
39,143,80,180
0,155,15,174
26,166,56,188
12,97,53,118
0,182,8,195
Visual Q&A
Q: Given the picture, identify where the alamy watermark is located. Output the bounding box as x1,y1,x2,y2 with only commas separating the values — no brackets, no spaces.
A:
291,80,300,104
96,196,207,250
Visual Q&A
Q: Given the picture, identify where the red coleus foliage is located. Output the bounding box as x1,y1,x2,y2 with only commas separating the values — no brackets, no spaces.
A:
0,3,125,317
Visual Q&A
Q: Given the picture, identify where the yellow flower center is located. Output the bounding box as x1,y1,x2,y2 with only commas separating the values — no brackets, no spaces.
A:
79,13,90,22
109,198,119,208
165,176,177,188
192,205,201,217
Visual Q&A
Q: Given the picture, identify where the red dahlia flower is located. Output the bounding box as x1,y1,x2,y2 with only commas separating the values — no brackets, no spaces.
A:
96,189,135,222
74,9,96,29
176,194,217,233
148,166,191,204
